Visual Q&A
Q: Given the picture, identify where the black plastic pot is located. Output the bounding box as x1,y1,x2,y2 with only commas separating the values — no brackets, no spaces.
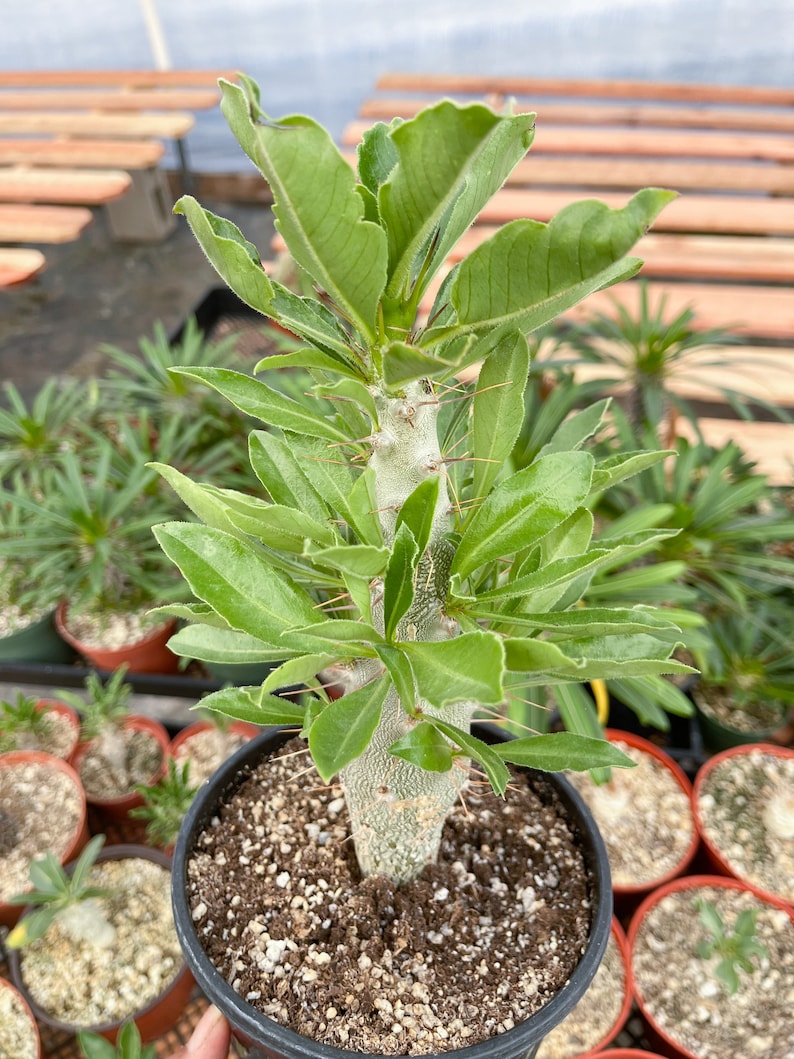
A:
172,724,612,1059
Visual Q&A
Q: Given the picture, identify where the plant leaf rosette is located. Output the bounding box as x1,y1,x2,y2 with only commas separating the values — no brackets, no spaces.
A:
692,743,794,908
628,874,794,1059
155,77,692,1056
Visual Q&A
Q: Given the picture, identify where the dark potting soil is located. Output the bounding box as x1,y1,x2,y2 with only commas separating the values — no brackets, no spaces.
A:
187,739,594,1055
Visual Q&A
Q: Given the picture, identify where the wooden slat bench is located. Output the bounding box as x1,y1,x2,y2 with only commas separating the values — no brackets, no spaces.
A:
340,74,794,482
0,69,235,286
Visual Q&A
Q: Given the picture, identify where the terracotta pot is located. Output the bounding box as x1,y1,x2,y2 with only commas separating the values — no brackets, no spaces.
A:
171,724,614,1059
571,730,699,916
168,719,261,783
591,1051,668,1058
55,601,179,674
691,684,789,752
0,607,76,664
35,698,81,761
692,742,794,907
8,844,194,1044
0,750,89,927
537,916,633,1059
628,874,794,1059
0,976,41,1059
71,715,170,822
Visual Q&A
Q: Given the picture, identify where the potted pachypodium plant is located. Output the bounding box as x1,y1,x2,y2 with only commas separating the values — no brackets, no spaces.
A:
0,690,81,760
154,76,693,1057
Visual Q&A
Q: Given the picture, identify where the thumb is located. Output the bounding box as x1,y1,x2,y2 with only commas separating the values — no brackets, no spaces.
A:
184,1004,232,1056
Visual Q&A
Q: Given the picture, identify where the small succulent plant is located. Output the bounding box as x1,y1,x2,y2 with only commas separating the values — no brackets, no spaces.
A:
77,1019,155,1059
694,897,769,995
129,757,199,849
6,835,116,951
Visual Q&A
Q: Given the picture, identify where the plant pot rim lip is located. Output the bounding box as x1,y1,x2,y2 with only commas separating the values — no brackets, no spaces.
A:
626,873,794,1059
7,842,190,1037
168,719,262,751
54,599,177,652
171,722,613,1059
691,741,794,907
0,975,41,1058
597,728,699,895
72,715,169,809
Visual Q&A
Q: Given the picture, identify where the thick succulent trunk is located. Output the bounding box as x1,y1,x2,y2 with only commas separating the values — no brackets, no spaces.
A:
339,380,474,884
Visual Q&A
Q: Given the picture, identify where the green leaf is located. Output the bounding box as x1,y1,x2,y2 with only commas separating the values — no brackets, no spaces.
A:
261,653,335,694
389,722,454,773
76,1030,119,1059
591,450,673,492
539,399,611,457
451,451,594,579
495,732,635,772
471,331,530,503
173,197,275,315
346,466,383,548
382,341,459,389
254,341,364,381
380,101,536,300
248,431,330,523
171,367,349,444
358,120,399,197
220,77,387,342
289,619,383,653
384,523,420,639
471,606,682,639
167,623,286,665
308,675,389,781
423,189,676,350
154,522,319,654
197,686,306,726
427,718,511,795
402,632,505,707
305,542,389,578
374,643,417,713
206,490,337,552
395,475,441,556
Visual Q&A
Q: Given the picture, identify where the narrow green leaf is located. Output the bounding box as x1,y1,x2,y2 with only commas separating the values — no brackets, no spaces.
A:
539,399,611,457
171,367,349,444
305,542,389,578
154,522,319,653
167,623,286,665
494,732,635,772
384,523,420,639
395,476,441,556
248,431,329,523
402,631,505,707
173,197,275,315
374,643,417,713
261,653,335,694
197,685,306,726
472,331,530,502
451,451,594,579
76,1031,118,1059
382,341,459,389
308,675,389,781
427,718,511,795
358,120,399,197
220,77,387,342
290,619,383,649
591,450,674,492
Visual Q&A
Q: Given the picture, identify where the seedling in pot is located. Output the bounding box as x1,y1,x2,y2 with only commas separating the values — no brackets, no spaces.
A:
59,667,133,777
129,757,199,850
6,835,116,951
0,692,61,754
77,1019,156,1059
694,897,769,996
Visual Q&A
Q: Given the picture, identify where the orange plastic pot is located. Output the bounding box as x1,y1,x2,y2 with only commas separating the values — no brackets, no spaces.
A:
627,874,794,1059
0,750,89,927
35,698,81,761
8,844,194,1044
71,715,170,822
692,742,794,907
591,1051,668,1058
0,976,41,1058
169,720,261,762
55,601,179,674
597,730,700,915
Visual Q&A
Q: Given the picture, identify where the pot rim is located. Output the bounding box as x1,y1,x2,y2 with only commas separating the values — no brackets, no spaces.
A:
71,714,170,810
0,975,41,1059
171,723,613,1059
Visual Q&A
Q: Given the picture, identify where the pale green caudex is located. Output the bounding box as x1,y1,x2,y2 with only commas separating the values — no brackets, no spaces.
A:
153,74,692,884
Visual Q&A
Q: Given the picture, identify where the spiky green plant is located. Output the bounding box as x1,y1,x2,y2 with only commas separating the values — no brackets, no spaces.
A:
695,898,769,995
77,1020,155,1059
151,76,693,885
129,757,199,849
